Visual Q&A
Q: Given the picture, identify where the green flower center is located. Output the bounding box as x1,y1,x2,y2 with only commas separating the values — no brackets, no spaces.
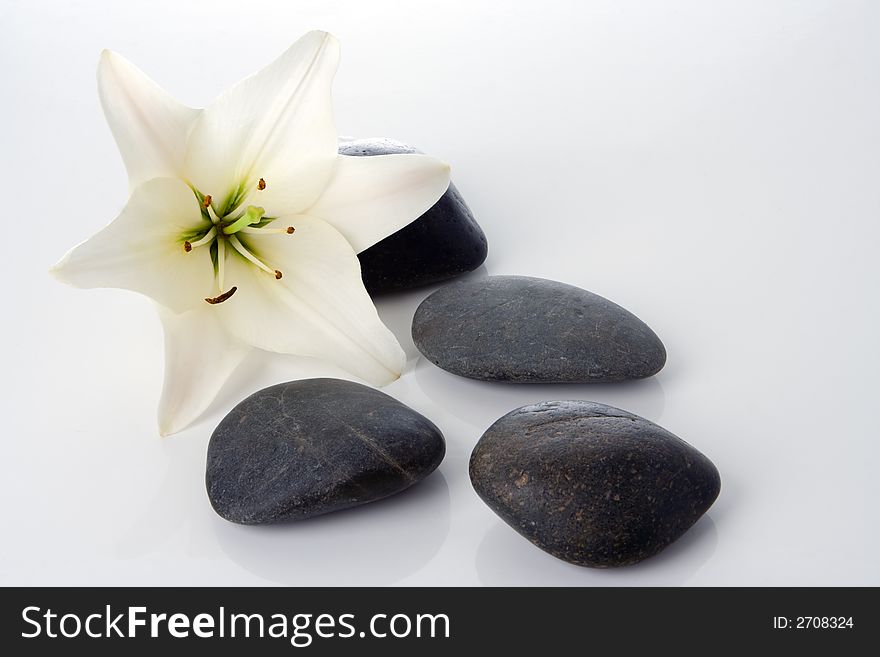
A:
182,179,295,304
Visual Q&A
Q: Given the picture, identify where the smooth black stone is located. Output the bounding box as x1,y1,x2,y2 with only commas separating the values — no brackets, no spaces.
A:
412,275,666,382
339,137,488,294
206,378,445,524
469,401,721,567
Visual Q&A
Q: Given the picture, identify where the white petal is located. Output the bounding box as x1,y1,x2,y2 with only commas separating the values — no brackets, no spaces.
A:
214,216,405,385
184,31,340,217
307,154,451,253
157,305,250,436
51,178,215,313
98,50,200,189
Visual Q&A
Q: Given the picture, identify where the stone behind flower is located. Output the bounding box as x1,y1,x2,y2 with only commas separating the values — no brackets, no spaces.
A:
206,378,445,524
339,138,488,294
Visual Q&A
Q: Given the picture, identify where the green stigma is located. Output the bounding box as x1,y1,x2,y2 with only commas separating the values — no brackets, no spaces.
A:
222,205,265,235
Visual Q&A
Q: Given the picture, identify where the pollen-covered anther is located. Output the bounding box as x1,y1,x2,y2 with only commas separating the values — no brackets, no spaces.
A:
257,178,266,190
183,241,192,252
205,287,237,305
274,270,283,280
286,226,295,234
202,194,212,209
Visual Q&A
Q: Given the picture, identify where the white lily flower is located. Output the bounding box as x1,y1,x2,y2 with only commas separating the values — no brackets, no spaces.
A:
51,31,451,435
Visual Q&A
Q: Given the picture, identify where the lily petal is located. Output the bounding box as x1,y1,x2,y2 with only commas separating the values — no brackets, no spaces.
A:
98,50,200,190
184,31,340,217
307,154,452,253
157,305,250,435
51,178,214,314
215,216,406,385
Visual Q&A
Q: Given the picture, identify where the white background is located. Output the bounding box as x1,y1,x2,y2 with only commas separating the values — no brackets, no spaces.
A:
2,0,878,586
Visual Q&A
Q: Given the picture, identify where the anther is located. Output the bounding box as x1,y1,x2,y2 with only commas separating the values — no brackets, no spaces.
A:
205,287,237,305
184,241,192,252
274,270,283,280
286,226,295,234
202,194,212,209
257,178,266,190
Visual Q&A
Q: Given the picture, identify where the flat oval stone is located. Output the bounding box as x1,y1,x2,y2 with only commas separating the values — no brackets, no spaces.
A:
470,401,721,567
206,378,445,524
339,137,488,294
412,275,666,382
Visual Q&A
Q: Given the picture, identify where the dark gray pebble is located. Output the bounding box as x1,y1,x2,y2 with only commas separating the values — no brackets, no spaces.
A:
339,137,488,294
469,401,720,567
412,275,666,382
206,378,445,524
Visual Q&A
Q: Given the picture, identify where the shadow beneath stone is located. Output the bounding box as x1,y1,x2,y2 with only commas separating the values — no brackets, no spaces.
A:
476,515,718,586
413,356,667,433
213,471,451,585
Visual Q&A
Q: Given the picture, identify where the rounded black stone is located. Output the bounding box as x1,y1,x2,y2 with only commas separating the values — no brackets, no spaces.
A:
469,401,721,567
412,275,666,382
206,378,445,524
339,137,488,294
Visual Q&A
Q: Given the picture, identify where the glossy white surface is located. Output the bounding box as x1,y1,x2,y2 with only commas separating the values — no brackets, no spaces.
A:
2,0,878,586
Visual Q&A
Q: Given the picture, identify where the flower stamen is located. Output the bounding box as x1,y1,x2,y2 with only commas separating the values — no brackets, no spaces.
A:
239,225,295,235
202,194,213,209
206,204,222,225
183,226,217,252
257,178,266,190
227,234,282,279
